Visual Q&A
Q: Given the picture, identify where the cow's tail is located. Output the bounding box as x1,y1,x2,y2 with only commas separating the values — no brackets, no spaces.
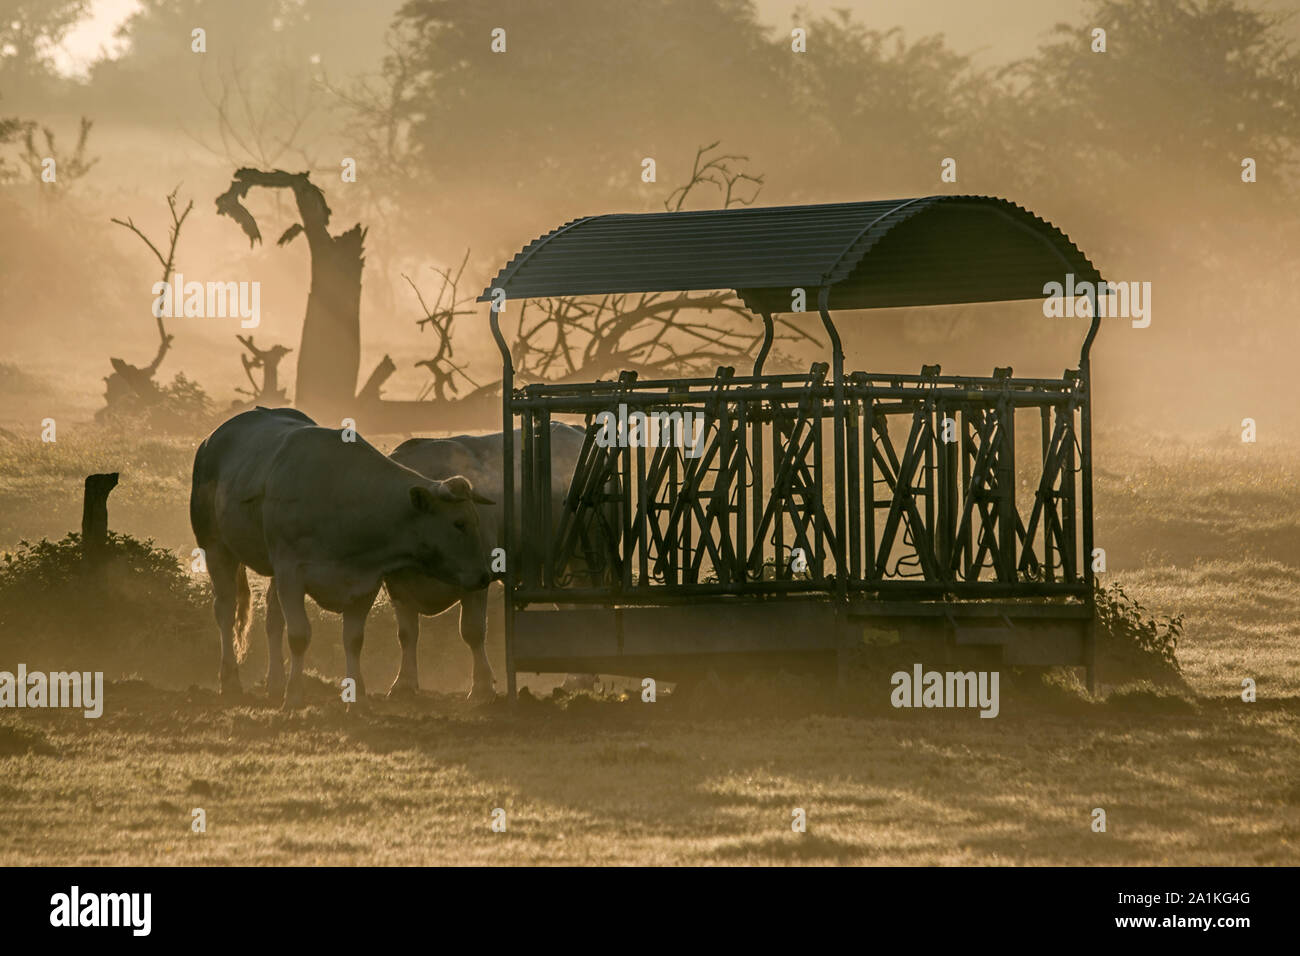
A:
234,564,252,662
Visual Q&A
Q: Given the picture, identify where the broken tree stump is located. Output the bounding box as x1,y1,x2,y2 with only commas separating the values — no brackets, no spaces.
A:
82,472,119,564
357,354,397,404
236,334,293,404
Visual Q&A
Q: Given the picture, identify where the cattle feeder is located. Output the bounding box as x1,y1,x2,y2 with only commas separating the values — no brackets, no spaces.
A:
479,196,1106,700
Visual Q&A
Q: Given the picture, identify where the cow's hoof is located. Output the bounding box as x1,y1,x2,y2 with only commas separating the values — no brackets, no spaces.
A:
220,674,242,699
265,682,285,701
281,687,305,710
387,681,417,699
467,683,497,705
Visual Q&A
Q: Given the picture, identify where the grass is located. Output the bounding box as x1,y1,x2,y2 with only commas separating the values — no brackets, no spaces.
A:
1093,432,1300,569
0,428,199,552
1107,559,1300,698
0,686,1295,865
0,421,1298,864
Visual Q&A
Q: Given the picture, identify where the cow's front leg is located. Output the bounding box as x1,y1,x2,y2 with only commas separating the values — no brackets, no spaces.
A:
277,574,311,710
460,588,496,704
388,600,421,697
342,603,370,703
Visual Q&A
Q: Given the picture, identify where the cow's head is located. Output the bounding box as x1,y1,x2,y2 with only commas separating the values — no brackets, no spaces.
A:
407,476,494,590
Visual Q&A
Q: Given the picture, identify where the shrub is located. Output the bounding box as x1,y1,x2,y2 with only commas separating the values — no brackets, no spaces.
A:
1094,579,1183,670
0,531,211,680
97,371,217,434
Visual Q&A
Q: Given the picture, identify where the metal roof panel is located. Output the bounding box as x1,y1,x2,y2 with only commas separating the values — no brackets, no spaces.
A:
479,196,1103,312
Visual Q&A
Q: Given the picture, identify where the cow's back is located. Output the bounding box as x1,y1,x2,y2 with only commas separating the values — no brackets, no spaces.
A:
190,407,316,574
260,424,424,562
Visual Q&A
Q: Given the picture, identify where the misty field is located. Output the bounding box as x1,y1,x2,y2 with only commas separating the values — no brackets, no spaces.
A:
1,681,1297,866
0,425,1298,866
6,0,1300,872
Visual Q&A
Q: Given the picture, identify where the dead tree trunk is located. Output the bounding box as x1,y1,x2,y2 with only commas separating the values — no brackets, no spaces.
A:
216,168,365,420
81,473,119,565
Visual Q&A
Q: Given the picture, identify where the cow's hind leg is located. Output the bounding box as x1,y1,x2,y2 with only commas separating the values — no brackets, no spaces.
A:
207,546,243,698
277,574,311,709
264,579,285,699
388,600,421,698
460,588,496,704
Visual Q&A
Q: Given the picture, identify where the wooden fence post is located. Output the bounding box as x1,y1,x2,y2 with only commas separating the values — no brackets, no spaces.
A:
82,472,119,564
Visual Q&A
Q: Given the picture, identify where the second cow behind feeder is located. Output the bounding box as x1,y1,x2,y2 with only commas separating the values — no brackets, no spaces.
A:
384,423,593,702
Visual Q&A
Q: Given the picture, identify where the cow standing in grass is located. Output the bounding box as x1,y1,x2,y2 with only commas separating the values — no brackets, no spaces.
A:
189,407,493,707
384,422,590,702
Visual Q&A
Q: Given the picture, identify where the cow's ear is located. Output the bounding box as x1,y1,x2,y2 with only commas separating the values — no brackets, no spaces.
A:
409,485,438,514
437,475,491,505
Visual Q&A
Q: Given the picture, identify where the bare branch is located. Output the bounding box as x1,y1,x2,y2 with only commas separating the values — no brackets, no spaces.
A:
109,186,193,378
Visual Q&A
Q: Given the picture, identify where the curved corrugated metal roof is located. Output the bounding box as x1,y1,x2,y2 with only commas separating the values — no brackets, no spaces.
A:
478,195,1103,313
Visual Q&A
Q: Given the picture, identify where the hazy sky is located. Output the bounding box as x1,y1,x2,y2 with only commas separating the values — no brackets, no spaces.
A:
51,0,1300,78
757,0,1090,62
51,0,139,75
53,0,1095,76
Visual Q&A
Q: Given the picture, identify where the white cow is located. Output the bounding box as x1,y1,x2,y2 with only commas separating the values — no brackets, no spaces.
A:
190,407,493,707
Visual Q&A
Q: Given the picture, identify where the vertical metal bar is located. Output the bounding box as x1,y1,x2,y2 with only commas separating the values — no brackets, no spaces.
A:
997,395,1015,582
637,428,648,590
1081,296,1101,693
753,311,775,376
1041,405,1054,582
961,409,974,579
945,403,958,583
681,427,693,583
1063,408,1078,579
864,392,875,580
521,410,536,588
924,400,935,574
817,288,848,603
751,400,764,580
717,395,732,585
488,304,517,704
668,452,679,586
773,412,785,576
846,394,861,584
736,396,748,584
540,410,553,589
936,400,949,579
621,412,633,594
813,394,824,580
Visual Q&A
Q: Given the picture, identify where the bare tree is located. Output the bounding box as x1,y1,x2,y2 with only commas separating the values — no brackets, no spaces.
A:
511,291,796,382
18,116,97,196
318,25,418,193
404,143,812,411
190,56,327,173
505,143,810,385
216,168,365,418
317,24,422,318
105,187,192,405
663,141,764,212
404,250,485,402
